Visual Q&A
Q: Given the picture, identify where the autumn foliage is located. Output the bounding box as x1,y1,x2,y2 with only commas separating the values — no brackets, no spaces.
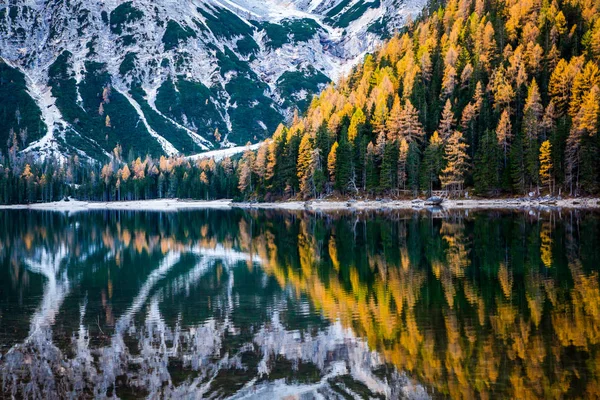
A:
229,0,600,199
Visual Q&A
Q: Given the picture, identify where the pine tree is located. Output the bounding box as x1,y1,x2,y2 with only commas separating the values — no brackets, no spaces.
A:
474,130,501,195
406,141,421,194
335,139,354,193
366,142,378,192
510,132,526,193
420,132,444,194
379,142,398,192
266,127,287,194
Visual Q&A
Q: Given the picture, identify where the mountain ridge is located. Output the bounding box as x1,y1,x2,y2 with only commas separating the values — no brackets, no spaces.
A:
0,0,425,161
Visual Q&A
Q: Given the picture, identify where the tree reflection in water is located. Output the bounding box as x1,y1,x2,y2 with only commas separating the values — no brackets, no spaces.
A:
0,209,599,399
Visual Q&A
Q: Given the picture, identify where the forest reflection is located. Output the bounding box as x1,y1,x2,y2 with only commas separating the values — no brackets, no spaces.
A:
0,208,599,399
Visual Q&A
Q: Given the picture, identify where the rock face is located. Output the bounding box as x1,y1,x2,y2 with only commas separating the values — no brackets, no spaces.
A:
0,0,425,161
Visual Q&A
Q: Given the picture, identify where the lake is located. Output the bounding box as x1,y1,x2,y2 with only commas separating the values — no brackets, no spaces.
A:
1,208,599,399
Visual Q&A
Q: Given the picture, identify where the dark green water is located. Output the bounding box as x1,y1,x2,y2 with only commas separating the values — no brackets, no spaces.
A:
1,209,599,399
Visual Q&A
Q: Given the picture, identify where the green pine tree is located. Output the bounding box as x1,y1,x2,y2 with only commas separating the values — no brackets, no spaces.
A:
474,130,502,196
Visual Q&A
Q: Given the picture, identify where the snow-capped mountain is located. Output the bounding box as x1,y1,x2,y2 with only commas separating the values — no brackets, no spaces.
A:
0,0,425,161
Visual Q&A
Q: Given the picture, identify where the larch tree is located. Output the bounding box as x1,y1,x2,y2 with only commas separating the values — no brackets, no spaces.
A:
298,134,315,199
121,164,131,182
21,164,34,203
438,99,456,141
523,80,543,140
496,109,513,166
541,101,557,140
566,85,600,194
371,96,389,138
375,131,387,162
491,67,515,112
441,64,457,99
386,95,403,141
569,61,600,118
539,140,553,194
254,144,268,182
265,138,281,187
473,81,484,114
348,108,366,142
238,147,255,195
327,141,339,184
440,131,470,194
549,57,583,117
399,100,425,143
461,103,476,131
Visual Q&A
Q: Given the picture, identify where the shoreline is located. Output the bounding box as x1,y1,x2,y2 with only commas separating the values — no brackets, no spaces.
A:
1,197,599,212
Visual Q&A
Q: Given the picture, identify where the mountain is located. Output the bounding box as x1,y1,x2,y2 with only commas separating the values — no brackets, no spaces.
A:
0,0,425,162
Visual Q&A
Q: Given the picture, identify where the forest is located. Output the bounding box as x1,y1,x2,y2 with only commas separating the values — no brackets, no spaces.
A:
1,0,599,204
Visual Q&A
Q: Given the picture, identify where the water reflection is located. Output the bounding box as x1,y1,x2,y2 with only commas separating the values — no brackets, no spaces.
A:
0,209,599,399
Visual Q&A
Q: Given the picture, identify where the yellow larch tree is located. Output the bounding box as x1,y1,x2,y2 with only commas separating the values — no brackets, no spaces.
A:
569,61,600,118
386,95,403,141
439,99,456,141
539,140,553,194
297,134,315,199
399,100,425,143
496,109,513,164
348,108,366,142
327,141,339,183
440,131,470,194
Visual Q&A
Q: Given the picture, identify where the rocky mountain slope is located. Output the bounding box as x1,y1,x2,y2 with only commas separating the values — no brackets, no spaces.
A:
0,0,424,161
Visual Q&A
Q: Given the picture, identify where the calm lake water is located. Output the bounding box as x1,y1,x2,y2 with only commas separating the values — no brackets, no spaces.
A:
1,208,599,399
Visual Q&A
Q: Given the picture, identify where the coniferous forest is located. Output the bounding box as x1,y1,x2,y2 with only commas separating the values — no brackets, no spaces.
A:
1,0,600,204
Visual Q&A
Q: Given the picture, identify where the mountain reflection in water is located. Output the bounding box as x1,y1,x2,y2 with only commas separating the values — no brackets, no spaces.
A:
0,209,599,399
